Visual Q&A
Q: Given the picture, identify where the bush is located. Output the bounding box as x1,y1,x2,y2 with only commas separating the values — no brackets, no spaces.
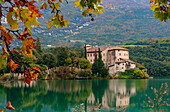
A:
120,69,149,79
38,71,47,79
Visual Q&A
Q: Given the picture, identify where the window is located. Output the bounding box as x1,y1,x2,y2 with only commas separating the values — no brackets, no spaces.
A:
118,63,120,65
93,53,95,56
103,53,105,56
119,53,121,56
103,59,105,61
90,54,92,57
88,54,89,57
122,67,124,69
123,64,124,65
90,60,92,62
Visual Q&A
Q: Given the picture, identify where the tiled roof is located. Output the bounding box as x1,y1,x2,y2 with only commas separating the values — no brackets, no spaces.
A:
87,46,108,52
108,46,128,51
115,60,125,63
121,58,135,63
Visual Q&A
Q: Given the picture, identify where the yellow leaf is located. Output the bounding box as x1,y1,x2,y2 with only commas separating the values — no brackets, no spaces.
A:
40,2,48,9
75,0,80,8
150,4,157,11
98,10,103,14
54,2,60,10
48,21,52,30
97,5,105,11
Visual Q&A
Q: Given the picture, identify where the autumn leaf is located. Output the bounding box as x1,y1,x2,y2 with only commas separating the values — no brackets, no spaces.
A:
0,109,4,112
54,2,60,10
6,101,15,110
21,37,36,56
40,2,48,9
24,77,32,85
150,0,154,3
0,25,14,45
8,59,18,71
75,0,80,8
48,21,52,30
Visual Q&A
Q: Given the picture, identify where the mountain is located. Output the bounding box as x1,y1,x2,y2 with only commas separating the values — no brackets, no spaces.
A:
3,0,170,47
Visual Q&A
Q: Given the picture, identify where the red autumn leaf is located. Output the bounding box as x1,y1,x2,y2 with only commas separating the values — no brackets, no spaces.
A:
6,101,15,110
0,109,4,112
32,67,40,73
40,2,48,9
13,48,20,54
7,59,18,71
0,25,14,45
150,0,154,3
21,37,37,56
14,0,20,7
24,77,31,85
19,28,31,40
27,0,42,17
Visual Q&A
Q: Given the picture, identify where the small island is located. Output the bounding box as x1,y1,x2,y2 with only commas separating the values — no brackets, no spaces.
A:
0,42,149,81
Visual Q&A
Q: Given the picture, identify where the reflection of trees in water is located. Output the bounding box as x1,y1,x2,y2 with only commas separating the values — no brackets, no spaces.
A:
88,80,146,111
92,79,109,104
0,79,153,111
1,80,92,112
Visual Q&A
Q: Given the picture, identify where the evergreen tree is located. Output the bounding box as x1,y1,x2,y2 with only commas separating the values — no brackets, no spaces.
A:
35,37,43,55
84,43,87,59
91,48,109,78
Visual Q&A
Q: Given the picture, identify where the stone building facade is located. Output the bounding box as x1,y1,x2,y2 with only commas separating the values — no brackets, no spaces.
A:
86,45,136,75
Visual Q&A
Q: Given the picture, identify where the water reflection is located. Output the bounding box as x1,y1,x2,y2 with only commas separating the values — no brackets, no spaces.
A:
0,79,169,112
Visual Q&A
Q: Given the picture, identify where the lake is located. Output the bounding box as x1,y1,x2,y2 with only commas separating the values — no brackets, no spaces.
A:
0,79,169,112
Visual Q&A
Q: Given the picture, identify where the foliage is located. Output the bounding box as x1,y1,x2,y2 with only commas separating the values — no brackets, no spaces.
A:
84,43,87,59
42,53,57,69
35,37,43,55
150,0,170,22
65,57,72,66
124,38,170,76
58,66,71,80
144,83,169,112
119,69,149,79
52,47,69,66
0,0,104,84
136,63,146,70
78,58,91,69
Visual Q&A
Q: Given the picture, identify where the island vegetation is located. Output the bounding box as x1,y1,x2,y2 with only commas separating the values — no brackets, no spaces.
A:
124,37,170,76
0,37,150,80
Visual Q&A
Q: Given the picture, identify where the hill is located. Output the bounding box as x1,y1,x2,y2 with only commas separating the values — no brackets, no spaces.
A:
124,37,170,76
3,0,170,47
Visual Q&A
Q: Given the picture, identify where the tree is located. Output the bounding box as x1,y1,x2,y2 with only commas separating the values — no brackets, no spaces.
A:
0,0,105,84
150,0,170,22
78,57,91,69
65,57,72,66
35,37,43,55
84,43,87,59
0,0,168,84
42,53,57,69
91,48,109,78
52,47,68,66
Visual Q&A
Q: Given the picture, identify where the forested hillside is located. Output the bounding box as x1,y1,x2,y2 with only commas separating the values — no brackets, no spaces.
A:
3,0,169,47
124,37,170,76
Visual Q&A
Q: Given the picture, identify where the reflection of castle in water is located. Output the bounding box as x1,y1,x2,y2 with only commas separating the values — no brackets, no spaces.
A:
0,80,149,112
87,80,136,111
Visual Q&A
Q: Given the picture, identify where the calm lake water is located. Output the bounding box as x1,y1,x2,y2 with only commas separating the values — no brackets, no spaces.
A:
0,79,169,112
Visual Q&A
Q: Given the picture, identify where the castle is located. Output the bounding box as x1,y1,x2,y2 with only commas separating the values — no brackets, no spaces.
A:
86,45,136,75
